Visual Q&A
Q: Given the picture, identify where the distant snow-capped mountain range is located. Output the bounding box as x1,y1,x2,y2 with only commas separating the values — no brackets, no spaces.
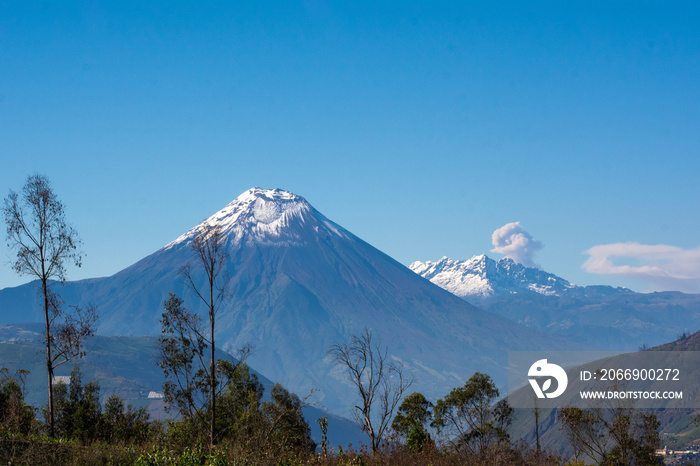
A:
409,255,579,299
410,255,700,350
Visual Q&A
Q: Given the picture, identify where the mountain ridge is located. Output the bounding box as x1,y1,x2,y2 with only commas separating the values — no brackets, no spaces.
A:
409,254,631,300
411,254,700,350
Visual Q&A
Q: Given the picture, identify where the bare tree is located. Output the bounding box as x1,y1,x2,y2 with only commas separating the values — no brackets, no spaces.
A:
2,174,97,437
328,328,412,455
181,224,228,446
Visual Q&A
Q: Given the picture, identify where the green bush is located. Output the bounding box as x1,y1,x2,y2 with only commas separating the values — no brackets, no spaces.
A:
0,368,36,437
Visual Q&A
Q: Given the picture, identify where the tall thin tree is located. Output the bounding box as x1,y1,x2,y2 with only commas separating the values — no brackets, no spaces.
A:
157,293,252,434
182,224,228,446
3,174,96,437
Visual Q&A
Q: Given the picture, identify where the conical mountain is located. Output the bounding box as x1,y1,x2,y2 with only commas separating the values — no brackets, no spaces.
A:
0,188,588,413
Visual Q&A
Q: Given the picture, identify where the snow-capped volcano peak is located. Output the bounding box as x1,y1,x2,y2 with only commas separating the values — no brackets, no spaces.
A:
205,187,311,232
410,255,497,298
165,187,346,249
410,254,575,300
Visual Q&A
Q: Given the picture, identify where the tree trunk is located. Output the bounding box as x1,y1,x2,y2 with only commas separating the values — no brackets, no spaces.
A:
210,303,216,447
43,277,54,438
534,398,540,452
366,416,377,455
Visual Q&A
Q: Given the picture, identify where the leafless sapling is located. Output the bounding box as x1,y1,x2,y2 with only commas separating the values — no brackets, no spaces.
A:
328,328,412,455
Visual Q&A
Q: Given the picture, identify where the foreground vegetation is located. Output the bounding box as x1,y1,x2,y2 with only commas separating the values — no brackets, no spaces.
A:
0,438,569,466
2,364,667,465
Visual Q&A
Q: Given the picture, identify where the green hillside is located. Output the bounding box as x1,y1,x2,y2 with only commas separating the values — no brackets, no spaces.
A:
0,326,363,449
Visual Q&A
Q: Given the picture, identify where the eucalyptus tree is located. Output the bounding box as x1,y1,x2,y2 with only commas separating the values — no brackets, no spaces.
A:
432,372,513,456
392,392,433,451
182,223,229,446
3,174,97,437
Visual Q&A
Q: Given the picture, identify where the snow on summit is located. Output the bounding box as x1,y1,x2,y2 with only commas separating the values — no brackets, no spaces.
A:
166,188,347,249
410,255,496,298
410,254,575,299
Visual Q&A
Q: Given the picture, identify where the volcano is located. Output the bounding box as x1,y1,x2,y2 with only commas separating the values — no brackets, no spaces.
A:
0,188,587,414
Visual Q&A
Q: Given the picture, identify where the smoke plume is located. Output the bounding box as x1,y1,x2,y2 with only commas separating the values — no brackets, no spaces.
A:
491,222,543,268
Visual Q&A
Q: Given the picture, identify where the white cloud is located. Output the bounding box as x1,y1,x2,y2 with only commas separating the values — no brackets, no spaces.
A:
491,222,543,268
582,242,700,293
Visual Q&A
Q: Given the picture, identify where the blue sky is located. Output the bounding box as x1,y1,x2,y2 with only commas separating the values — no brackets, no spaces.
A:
1,1,699,293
